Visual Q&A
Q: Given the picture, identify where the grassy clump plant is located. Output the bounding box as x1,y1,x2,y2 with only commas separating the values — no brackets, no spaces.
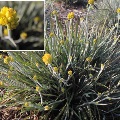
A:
0,0,120,119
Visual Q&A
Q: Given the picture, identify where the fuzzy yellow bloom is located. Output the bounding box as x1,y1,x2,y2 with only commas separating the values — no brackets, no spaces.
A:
68,70,72,76
0,54,2,58
36,86,40,91
3,28,8,36
93,39,97,44
86,57,92,62
24,102,30,107
101,64,104,70
4,56,13,64
117,8,120,13
8,71,12,79
53,67,58,73
49,32,54,37
88,0,94,5
20,32,27,40
60,40,64,45
34,16,40,23
98,92,101,96
67,12,74,20
44,105,50,111
0,7,19,30
33,75,37,80
52,10,57,15
35,62,39,67
0,81,3,86
42,53,52,65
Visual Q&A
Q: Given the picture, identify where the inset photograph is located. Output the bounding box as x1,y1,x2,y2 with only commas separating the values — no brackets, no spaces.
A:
0,1,44,50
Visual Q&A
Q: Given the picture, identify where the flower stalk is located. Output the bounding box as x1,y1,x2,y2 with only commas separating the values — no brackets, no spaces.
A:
7,26,17,48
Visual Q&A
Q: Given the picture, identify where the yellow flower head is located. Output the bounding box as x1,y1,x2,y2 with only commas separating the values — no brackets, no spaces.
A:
53,67,58,73
20,32,27,40
117,8,120,13
98,92,101,96
49,32,54,37
60,40,64,45
36,85,40,92
0,81,3,86
52,10,57,15
0,54,2,58
33,75,37,80
67,12,74,20
68,70,72,76
44,105,50,111
24,102,30,107
3,28,8,36
4,56,13,64
0,7,19,30
88,0,94,5
35,62,39,67
8,71,12,79
101,64,104,70
86,57,92,62
42,53,52,65
34,16,40,23
93,39,97,44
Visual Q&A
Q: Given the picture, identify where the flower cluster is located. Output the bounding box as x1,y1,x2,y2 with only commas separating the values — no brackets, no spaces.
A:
93,39,97,44
42,53,52,65
52,10,57,15
86,57,92,62
34,16,40,23
117,8,120,13
53,67,58,73
20,32,27,40
24,102,31,107
0,7,19,30
67,12,74,20
68,70,72,76
36,85,40,92
88,0,94,5
33,75,37,80
49,32,54,37
0,81,3,86
44,105,50,111
4,56,13,64
35,62,39,67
